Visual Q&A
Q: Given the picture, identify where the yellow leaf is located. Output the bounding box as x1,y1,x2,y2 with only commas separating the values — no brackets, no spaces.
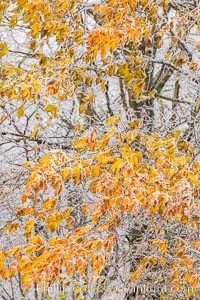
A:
192,161,200,173
61,167,70,181
91,165,100,179
3,222,19,234
45,212,61,232
1,268,9,280
191,240,200,249
148,89,156,97
100,80,106,93
86,93,94,102
187,172,198,184
61,207,73,219
81,204,88,215
133,82,144,98
30,124,41,139
17,106,25,118
76,296,83,300
107,128,116,137
0,249,7,268
150,239,167,253
166,52,172,61
9,15,17,28
159,241,167,253
41,198,57,211
96,241,103,250
106,115,120,126
130,269,142,281
25,244,38,255
16,207,35,217
39,156,51,164
178,140,188,152
74,286,81,295
79,102,87,113
173,129,181,140
44,104,58,118
72,166,80,183
30,234,44,246
8,246,22,257
110,158,123,172
108,65,115,76
31,22,40,37
21,193,28,204
24,220,35,238
0,42,8,57
71,140,87,149
197,97,200,107
30,39,37,51
181,215,188,225
23,161,30,168
184,272,191,283
129,120,141,129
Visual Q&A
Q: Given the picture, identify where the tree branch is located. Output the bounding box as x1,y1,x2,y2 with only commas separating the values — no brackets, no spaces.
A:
156,93,192,105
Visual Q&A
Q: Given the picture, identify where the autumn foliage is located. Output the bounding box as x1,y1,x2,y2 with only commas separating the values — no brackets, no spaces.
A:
0,0,200,299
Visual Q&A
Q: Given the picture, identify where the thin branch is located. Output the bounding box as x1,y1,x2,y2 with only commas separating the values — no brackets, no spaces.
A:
119,78,128,112
0,284,13,300
170,29,193,61
8,49,33,56
0,100,26,126
105,81,113,116
156,93,192,105
151,59,180,71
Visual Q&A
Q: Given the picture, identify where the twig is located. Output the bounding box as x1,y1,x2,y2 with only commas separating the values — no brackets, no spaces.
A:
0,100,26,126
156,93,192,105
119,78,128,111
105,81,113,116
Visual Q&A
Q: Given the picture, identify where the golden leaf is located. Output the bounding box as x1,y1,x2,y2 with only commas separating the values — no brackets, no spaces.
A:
17,106,25,118
41,198,57,211
100,80,106,93
45,212,61,232
130,269,142,281
61,207,73,219
91,165,100,179
44,104,58,118
1,268,9,280
3,222,19,234
31,22,40,37
181,215,188,224
79,102,87,114
9,15,17,28
71,140,87,149
39,156,51,164
0,42,8,57
25,244,38,255
30,124,41,139
75,296,83,300
23,161,30,168
74,286,81,295
30,234,44,246
107,65,115,76
8,246,22,257
61,167,70,181
148,89,157,97
0,249,6,269
106,116,120,126
24,220,35,238
81,204,88,215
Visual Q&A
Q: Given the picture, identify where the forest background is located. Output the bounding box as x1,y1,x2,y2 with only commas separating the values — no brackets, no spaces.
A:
0,0,200,299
